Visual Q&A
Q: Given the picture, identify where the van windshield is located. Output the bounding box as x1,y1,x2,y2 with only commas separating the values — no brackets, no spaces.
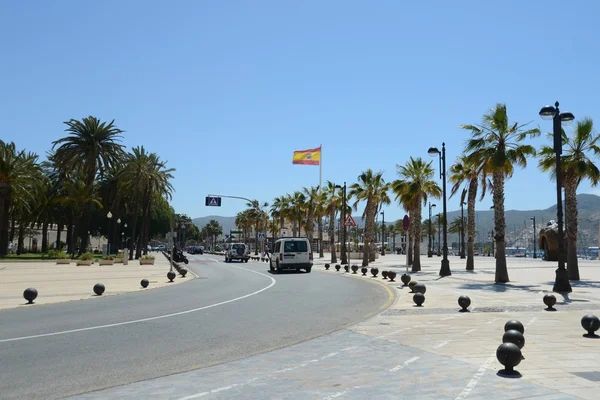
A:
284,241,307,252
232,244,245,249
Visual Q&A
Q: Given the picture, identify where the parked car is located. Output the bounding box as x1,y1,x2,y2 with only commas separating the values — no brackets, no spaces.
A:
269,237,313,273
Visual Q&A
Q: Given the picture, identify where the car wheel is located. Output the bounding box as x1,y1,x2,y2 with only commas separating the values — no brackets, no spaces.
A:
269,261,274,272
276,260,282,274
244,259,248,263
305,266,312,273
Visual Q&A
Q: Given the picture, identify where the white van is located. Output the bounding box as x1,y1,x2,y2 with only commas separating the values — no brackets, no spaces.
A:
269,237,313,273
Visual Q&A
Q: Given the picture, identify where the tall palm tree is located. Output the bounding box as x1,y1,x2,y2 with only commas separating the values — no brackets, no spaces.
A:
289,191,307,237
247,200,269,255
0,141,42,255
538,117,600,280
348,169,391,267
315,190,327,258
462,103,539,283
323,181,341,263
52,116,125,253
271,195,291,239
391,157,441,272
449,155,487,271
235,210,251,243
206,219,223,250
302,186,320,253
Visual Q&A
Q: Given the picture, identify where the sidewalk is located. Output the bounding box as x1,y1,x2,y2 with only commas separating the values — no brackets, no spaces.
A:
0,253,191,310
319,253,600,399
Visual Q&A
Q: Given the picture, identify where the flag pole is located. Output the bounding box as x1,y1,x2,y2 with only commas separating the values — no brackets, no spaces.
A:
319,144,322,192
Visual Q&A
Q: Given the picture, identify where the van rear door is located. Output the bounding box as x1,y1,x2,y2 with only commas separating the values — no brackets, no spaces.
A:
283,239,309,264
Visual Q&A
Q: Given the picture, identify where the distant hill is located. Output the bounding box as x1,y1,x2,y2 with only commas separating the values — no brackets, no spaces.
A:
193,194,600,249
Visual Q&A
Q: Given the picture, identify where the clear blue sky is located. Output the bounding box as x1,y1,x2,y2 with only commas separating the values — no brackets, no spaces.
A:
2,1,600,223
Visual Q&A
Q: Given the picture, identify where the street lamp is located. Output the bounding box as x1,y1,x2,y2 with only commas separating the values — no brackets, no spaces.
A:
123,223,128,253
380,210,385,256
335,183,347,264
539,101,574,293
428,203,436,257
106,211,112,255
460,200,466,259
530,216,537,259
437,213,441,256
428,143,451,276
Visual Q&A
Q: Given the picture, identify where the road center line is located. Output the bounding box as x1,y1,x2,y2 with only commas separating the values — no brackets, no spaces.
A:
434,340,450,349
0,263,276,343
464,328,477,335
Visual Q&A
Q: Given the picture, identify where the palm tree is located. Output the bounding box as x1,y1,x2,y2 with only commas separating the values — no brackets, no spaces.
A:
538,117,600,280
0,141,42,255
462,103,540,283
52,116,125,253
323,181,341,263
289,191,307,237
206,219,223,250
235,210,251,243
449,155,487,271
391,158,441,272
348,169,391,267
302,186,320,253
315,190,327,258
271,195,291,239
247,200,269,255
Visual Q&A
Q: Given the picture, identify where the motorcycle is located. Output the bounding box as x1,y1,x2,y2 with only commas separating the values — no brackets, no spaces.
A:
173,249,189,264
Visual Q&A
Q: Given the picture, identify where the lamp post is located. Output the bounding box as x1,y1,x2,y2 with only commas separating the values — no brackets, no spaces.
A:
460,201,466,259
539,101,574,293
335,183,348,264
123,223,127,251
437,213,441,256
428,202,436,257
116,218,121,252
530,216,537,259
380,210,385,256
428,143,451,276
106,211,112,255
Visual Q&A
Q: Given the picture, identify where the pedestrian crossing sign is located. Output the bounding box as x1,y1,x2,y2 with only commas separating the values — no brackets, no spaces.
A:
205,196,222,206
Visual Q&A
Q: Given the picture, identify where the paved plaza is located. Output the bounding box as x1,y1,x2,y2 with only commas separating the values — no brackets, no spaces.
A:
0,253,188,310
65,254,600,399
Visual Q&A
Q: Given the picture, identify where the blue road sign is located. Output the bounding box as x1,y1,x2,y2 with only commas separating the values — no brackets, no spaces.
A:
205,196,222,206
258,233,265,240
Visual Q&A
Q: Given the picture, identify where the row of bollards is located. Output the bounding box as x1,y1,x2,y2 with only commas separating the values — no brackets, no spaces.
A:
496,320,526,376
325,263,399,282
22,267,189,304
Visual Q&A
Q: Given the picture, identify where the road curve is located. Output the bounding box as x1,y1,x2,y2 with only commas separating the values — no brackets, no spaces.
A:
0,255,392,400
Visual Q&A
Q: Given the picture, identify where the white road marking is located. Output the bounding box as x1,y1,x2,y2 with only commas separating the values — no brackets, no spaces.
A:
464,328,477,335
211,385,235,393
486,318,498,324
441,316,455,321
0,263,276,343
527,317,538,326
178,392,209,400
455,356,494,400
390,356,420,371
434,340,450,349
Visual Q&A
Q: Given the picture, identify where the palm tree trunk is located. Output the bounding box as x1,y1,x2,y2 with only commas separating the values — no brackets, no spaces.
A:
66,218,74,254
318,217,324,258
41,221,49,253
136,188,151,259
10,215,16,242
362,202,374,267
78,162,96,256
129,211,140,261
56,222,62,250
142,197,153,256
407,216,413,266
0,192,9,256
412,206,422,272
72,216,81,255
492,171,509,283
466,179,477,271
564,178,579,280
329,210,337,263
17,224,25,254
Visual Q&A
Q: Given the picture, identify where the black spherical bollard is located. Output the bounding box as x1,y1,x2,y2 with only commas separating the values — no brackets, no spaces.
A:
179,268,188,277
413,293,425,307
414,283,426,294
335,264,341,271
408,280,418,293
23,288,38,304
543,294,557,311
382,270,389,279
325,263,330,270
458,295,471,312
167,271,176,282
344,265,349,273
371,267,379,277
496,342,522,376
140,279,149,288
401,274,411,286
581,314,600,337
361,267,368,276
504,320,525,335
351,265,359,274
93,283,105,296
502,329,525,350
387,271,397,282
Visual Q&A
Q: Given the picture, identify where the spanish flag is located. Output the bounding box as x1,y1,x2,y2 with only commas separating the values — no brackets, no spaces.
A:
292,147,321,166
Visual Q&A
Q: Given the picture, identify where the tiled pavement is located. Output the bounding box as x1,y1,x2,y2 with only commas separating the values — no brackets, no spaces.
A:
66,255,600,399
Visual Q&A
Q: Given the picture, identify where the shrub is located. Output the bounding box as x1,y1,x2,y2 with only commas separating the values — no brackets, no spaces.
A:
48,250,69,259
101,255,115,260
141,255,155,260
79,252,94,261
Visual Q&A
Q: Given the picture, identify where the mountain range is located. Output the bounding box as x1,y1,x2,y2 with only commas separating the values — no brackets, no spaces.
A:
193,193,600,249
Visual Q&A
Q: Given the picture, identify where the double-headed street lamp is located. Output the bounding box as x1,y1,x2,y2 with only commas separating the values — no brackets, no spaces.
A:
539,101,574,293
530,216,537,259
437,213,441,256
427,202,436,258
107,211,112,255
380,210,385,256
428,143,451,276
335,183,348,264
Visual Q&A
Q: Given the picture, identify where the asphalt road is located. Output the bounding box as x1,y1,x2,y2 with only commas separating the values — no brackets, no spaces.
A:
0,255,391,400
